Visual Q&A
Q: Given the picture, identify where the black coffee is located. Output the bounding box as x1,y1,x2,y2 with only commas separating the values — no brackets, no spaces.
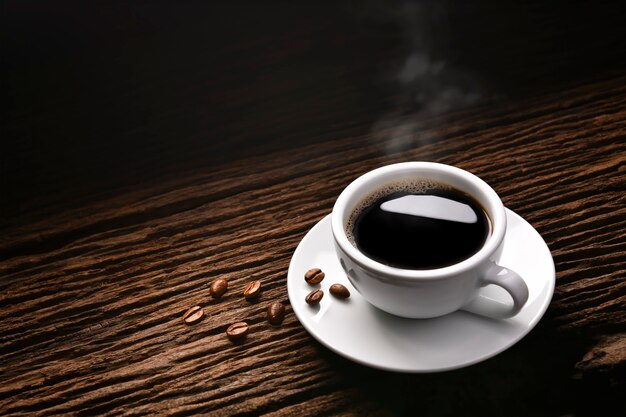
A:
347,181,490,270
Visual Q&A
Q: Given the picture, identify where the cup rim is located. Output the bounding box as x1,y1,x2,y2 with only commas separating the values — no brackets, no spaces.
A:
331,162,506,280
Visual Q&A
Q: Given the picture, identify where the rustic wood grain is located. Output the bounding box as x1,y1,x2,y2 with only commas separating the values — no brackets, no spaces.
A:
2,2,626,416
1,75,625,416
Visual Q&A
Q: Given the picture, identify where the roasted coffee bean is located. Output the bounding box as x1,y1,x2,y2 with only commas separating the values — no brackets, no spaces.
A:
267,301,286,325
305,289,324,305
182,306,204,325
209,278,228,299
226,322,249,340
304,268,325,285
243,280,262,300
329,283,350,299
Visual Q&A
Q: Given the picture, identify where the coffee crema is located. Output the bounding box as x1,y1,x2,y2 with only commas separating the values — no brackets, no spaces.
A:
346,179,491,270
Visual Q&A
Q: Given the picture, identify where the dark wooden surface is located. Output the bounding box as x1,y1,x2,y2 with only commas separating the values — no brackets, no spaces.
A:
1,1,625,416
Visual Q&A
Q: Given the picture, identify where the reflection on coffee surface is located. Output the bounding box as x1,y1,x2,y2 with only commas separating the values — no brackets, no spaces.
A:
346,180,490,270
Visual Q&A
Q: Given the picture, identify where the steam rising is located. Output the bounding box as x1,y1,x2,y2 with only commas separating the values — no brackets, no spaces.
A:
367,1,486,153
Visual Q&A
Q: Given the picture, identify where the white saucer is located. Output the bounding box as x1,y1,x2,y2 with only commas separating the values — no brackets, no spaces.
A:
287,209,555,373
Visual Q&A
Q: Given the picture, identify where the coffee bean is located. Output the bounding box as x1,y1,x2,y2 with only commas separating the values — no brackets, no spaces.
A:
226,322,249,340
267,301,286,325
329,283,350,299
243,280,262,300
305,289,324,305
304,268,325,285
182,306,204,325
209,278,228,299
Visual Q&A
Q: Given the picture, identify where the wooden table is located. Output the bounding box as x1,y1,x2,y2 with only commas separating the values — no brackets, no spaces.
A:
1,2,624,416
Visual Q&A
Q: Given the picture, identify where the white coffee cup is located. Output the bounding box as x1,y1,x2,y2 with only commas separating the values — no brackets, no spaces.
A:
331,162,529,319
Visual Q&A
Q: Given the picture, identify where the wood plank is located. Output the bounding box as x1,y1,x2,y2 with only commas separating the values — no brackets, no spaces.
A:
1,75,625,416
2,1,626,415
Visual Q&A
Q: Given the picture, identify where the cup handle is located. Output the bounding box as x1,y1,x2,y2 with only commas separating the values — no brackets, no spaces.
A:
461,263,529,319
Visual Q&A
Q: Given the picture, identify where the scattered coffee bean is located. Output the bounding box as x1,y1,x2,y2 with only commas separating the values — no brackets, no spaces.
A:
329,283,350,299
304,268,325,285
305,289,324,305
243,280,262,300
209,278,228,299
226,322,249,340
267,301,286,325
182,306,204,325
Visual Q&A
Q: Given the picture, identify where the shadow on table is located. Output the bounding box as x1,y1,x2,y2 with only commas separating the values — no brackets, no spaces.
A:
317,317,621,417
